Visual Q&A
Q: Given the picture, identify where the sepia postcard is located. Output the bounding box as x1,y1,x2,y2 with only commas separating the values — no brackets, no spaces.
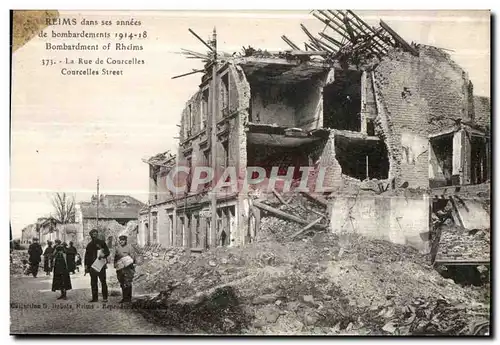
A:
10,9,491,336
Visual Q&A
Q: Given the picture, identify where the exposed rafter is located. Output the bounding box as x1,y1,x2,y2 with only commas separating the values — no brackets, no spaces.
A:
289,10,420,65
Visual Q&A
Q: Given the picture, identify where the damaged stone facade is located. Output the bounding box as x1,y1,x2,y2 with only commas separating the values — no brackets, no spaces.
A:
142,38,490,253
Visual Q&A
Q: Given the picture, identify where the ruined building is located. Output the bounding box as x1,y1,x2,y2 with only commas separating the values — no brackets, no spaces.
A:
140,11,490,252
75,194,145,245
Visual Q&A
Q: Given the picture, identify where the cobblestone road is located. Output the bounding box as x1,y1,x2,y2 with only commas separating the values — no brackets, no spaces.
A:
10,269,171,335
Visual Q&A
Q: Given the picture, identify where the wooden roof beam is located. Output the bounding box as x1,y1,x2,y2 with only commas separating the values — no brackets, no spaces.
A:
335,10,387,54
346,10,394,49
380,19,419,56
300,23,325,51
312,12,351,43
281,35,300,50
314,39,337,53
304,42,318,51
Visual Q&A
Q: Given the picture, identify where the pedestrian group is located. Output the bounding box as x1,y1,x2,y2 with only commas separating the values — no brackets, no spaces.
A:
27,229,136,303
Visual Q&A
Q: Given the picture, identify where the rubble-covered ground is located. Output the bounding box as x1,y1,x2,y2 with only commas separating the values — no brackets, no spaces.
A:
128,230,490,335
10,250,28,276
435,225,490,262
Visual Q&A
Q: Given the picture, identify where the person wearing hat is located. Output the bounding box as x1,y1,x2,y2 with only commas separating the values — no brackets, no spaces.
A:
27,238,43,278
84,229,110,303
43,241,54,276
51,243,72,300
66,241,78,274
113,235,136,303
54,239,62,250
52,239,63,269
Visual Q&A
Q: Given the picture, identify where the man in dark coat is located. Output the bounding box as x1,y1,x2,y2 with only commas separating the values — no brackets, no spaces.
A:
66,241,78,274
43,241,54,275
84,229,110,302
27,238,43,278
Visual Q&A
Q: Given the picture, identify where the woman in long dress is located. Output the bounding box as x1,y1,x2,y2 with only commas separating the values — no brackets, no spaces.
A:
114,235,136,303
52,244,72,300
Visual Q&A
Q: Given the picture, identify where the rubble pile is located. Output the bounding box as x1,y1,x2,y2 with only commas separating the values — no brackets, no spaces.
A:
134,285,252,334
355,297,489,335
436,226,490,262
256,192,329,242
108,245,187,291
131,233,489,335
10,250,28,276
257,217,303,243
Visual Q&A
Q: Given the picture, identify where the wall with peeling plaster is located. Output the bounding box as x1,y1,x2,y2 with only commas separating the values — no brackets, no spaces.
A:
369,46,477,189
295,74,327,130
330,194,430,252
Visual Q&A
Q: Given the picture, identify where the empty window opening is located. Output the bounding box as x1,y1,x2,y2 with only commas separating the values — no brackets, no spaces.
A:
222,141,229,170
203,149,210,166
228,206,235,246
471,136,489,185
220,73,229,116
366,118,376,136
216,209,226,246
200,150,211,190
247,78,298,127
430,135,454,187
186,213,192,248
152,214,158,243
334,136,389,180
194,215,200,247
246,143,310,186
205,219,211,249
184,157,192,193
145,223,150,245
323,70,362,131
168,214,174,246
179,216,185,247
201,89,209,130
187,103,193,137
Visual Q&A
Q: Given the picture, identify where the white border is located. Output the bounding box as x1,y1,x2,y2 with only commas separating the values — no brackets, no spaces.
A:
3,1,497,344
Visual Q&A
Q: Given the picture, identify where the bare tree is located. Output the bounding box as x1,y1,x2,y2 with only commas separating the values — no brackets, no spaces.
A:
51,192,76,224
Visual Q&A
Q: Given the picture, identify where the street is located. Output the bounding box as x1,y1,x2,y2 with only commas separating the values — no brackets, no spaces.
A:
10,269,170,335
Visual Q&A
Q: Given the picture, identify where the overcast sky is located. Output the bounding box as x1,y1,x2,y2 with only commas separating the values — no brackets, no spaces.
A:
10,10,490,237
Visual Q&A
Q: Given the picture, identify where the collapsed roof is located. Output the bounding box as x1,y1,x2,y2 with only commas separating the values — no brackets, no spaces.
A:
176,10,421,80
143,151,176,167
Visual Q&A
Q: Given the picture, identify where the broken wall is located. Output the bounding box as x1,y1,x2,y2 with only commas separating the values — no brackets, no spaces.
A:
308,132,344,191
148,165,159,205
230,63,251,246
473,96,491,132
429,134,454,187
371,46,474,189
249,82,297,127
294,75,325,130
454,198,490,230
180,91,204,141
246,70,329,131
330,194,430,252
323,69,362,131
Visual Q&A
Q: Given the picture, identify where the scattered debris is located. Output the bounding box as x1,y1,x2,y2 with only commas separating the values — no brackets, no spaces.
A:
10,250,28,276
128,232,489,335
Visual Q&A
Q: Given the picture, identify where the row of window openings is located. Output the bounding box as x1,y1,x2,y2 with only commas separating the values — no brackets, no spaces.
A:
185,74,229,138
144,206,235,248
152,143,228,201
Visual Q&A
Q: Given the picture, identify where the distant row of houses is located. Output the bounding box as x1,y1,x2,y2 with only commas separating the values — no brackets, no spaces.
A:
20,195,146,247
